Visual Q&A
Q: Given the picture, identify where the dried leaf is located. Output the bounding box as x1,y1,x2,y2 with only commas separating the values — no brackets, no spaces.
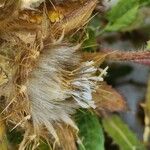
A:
93,83,127,113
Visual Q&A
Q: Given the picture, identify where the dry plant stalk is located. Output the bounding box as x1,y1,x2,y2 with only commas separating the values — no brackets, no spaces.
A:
102,49,150,65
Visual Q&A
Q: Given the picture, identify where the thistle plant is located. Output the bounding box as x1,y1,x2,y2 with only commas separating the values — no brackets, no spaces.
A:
0,0,149,150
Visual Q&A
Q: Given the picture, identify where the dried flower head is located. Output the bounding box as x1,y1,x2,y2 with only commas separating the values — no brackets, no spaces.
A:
0,0,126,149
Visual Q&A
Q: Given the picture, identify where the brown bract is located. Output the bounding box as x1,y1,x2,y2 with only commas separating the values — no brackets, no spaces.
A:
93,82,127,114
55,124,77,150
2,0,98,38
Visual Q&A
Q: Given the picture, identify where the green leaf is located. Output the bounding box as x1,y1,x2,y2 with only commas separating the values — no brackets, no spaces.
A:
105,5,139,32
104,0,139,32
75,110,104,150
102,115,146,150
107,0,138,21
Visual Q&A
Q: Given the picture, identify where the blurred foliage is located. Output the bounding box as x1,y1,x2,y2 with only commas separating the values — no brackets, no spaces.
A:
7,129,23,145
102,115,146,150
82,28,97,51
104,0,139,32
147,41,150,50
143,77,150,143
140,0,150,6
80,0,150,146
84,0,150,35
104,64,133,85
38,140,52,150
104,0,150,32
82,16,102,51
